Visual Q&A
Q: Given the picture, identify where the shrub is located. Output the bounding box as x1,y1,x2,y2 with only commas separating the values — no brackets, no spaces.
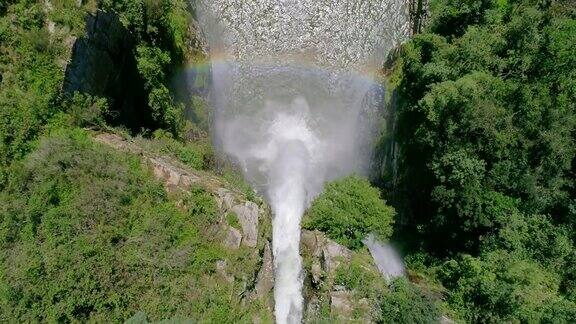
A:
378,278,440,324
334,254,383,298
439,250,576,323
303,176,395,249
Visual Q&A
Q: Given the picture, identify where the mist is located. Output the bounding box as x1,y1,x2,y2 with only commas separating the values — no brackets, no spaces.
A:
213,65,378,321
194,1,410,322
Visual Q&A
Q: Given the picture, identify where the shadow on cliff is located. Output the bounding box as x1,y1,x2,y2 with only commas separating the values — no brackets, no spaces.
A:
64,10,154,133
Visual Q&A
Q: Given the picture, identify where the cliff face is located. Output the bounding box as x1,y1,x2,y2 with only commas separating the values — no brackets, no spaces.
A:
64,10,151,131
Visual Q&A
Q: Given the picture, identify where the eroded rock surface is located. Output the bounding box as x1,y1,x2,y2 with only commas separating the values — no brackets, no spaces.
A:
330,290,354,318
232,202,260,248
301,230,352,276
224,226,242,250
255,241,274,298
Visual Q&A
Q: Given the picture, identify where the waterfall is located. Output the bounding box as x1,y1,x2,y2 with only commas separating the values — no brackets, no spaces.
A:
194,1,410,322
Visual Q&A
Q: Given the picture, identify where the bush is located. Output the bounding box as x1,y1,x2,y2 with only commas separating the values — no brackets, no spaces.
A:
378,278,440,324
303,176,395,249
64,93,109,127
334,254,383,298
439,251,576,323
138,129,213,171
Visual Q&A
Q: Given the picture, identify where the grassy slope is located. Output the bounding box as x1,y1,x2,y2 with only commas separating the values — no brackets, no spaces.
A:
0,128,275,322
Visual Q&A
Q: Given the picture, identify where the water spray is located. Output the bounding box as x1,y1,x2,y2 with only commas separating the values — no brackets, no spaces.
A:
194,1,410,322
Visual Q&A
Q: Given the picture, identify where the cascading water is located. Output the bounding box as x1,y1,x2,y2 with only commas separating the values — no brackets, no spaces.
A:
194,1,410,322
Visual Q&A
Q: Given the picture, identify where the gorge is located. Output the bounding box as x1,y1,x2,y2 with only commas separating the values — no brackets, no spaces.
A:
195,1,410,322
1,0,574,322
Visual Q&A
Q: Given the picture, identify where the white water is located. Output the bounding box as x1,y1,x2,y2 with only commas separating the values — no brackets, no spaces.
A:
364,234,406,281
194,1,410,322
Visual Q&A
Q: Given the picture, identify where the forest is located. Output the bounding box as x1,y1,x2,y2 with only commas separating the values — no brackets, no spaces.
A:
393,0,575,321
0,0,575,322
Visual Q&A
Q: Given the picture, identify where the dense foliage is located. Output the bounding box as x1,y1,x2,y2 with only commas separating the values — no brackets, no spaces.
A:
0,130,222,321
394,0,576,321
0,0,66,186
304,176,395,249
0,1,258,322
0,0,199,187
104,0,191,133
377,278,440,324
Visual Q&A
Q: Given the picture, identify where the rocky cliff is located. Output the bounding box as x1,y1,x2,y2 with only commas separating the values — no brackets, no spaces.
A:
94,132,386,323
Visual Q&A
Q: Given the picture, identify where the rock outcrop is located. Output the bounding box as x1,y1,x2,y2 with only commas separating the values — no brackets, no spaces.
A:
301,230,352,277
232,202,260,248
330,290,354,318
95,132,275,315
223,226,242,249
93,133,264,251
93,133,395,323
217,188,260,248
301,230,380,322
254,241,274,299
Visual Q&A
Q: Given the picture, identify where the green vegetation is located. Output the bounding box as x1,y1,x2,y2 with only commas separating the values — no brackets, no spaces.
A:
0,1,273,322
136,128,214,171
0,129,230,321
304,176,395,249
1,0,574,321
377,278,440,324
0,0,67,186
392,0,576,321
0,0,203,186
334,254,382,298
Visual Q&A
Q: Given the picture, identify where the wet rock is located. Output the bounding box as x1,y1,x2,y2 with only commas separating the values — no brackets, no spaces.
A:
301,230,322,257
232,202,259,247
310,260,322,285
224,226,242,249
363,234,405,282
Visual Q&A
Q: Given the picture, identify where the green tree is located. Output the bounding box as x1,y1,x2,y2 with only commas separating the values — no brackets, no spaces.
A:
304,176,395,249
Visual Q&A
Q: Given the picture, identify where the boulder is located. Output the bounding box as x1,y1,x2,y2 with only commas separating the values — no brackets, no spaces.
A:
254,241,274,298
216,188,236,211
301,230,352,280
322,239,352,274
301,230,322,257
223,226,242,250
330,290,354,319
232,202,259,248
